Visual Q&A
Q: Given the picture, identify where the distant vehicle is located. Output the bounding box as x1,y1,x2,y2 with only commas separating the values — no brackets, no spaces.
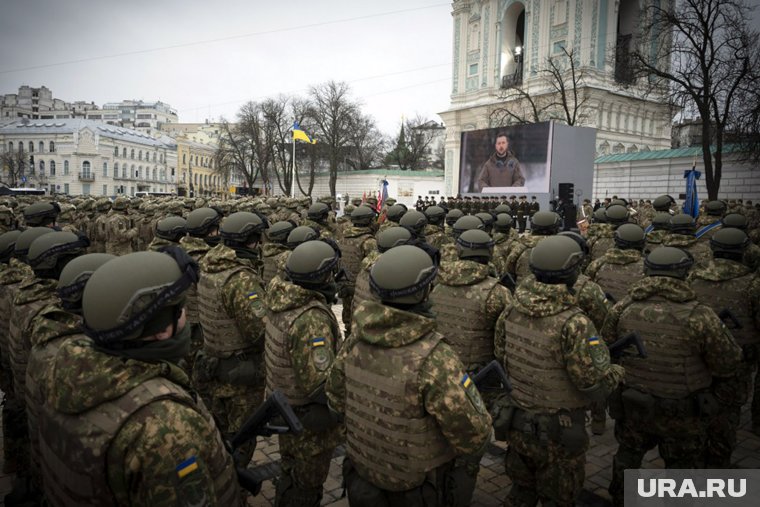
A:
135,191,176,198
0,187,46,196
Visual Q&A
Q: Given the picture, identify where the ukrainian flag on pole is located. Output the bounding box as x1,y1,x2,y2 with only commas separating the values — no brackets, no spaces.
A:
293,122,317,144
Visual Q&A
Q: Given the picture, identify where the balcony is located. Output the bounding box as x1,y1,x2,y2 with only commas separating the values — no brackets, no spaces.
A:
501,70,523,89
78,172,95,182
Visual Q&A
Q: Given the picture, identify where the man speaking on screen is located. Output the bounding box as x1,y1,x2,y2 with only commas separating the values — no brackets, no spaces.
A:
476,132,525,191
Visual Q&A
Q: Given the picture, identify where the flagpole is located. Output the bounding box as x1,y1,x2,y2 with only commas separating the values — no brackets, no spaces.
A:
292,126,296,199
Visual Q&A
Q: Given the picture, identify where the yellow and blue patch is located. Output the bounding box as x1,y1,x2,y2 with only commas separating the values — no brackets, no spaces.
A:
588,336,600,346
247,291,259,301
312,337,326,348
461,373,472,389
176,456,198,479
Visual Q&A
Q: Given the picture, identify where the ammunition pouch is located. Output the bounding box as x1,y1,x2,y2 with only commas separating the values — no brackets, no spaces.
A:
193,352,218,383
216,353,263,386
621,388,655,420
490,394,515,441
510,408,588,454
617,386,719,420
294,403,338,433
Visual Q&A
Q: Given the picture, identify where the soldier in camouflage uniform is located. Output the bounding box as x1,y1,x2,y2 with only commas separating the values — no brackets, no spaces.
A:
91,197,112,253
262,221,298,287
444,208,464,235
602,247,744,505
25,253,114,499
326,245,492,506
337,206,378,336
645,212,671,253
22,201,60,229
265,241,343,506
147,216,187,252
504,211,561,281
137,202,159,250
378,203,407,232
688,228,760,461
662,213,712,268
303,202,339,240
197,211,268,467
586,223,647,304
399,210,428,240
588,204,630,261
423,205,454,249
494,236,624,506
104,196,137,256
0,204,17,233
38,250,240,506
491,213,517,278
696,200,727,236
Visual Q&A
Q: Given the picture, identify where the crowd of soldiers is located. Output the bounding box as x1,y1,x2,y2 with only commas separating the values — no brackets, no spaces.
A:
0,189,758,506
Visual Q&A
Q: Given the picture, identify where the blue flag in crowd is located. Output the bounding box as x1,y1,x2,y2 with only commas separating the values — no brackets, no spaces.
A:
682,167,700,218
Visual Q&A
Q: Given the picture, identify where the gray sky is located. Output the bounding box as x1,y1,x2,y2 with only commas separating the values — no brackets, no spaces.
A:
0,0,453,135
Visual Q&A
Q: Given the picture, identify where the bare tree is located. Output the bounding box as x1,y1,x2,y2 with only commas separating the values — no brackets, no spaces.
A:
0,150,27,187
632,0,758,199
261,96,295,196
489,47,590,127
386,115,440,170
346,113,386,171
308,81,360,197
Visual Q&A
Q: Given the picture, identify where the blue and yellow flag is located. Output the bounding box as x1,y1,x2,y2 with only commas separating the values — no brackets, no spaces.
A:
293,122,317,144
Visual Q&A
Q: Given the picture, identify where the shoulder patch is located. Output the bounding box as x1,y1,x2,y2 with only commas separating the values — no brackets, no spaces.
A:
176,456,199,479
312,337,326,348
247,291,259,301
588,336,600,346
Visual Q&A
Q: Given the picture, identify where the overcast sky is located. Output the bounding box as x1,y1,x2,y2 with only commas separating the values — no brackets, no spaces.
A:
0,0,453,135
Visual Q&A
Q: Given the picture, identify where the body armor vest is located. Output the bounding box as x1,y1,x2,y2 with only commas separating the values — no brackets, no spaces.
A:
179,238,210,325
431,277,499,367
0,278,25,373
198,265,252,357
340,231,372,281
691,273,757,346
514,236,548,280
262,244,289,287
39,375,238,507
352,267,374,314
590,236,615,261
504,306,589,413
618,297,711,399
9,295,56,397
595,259,645,303
265,299,340,405
344,332,456,491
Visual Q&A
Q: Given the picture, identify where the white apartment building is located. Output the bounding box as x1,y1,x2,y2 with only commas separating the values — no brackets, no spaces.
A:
0,119,178,196
100,100,178,131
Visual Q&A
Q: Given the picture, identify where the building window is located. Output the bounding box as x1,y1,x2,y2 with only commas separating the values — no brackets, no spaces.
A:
29,141,34,152
123,147,127,158
138,150,142,161
39,141,44,153
131,149,135,159
39,160,45,175
152,168,157,180
8,142,12,152
553,40,566,54
64,160,69,175
114,146,118,157
183,153,186,164
82,184,91,195
122,166,127,178
469,63,478,75
103,161,108,177
153,152,156,162
64,183,69,194
49,141,55,152
82,160,91,175
50,160,56,175
103,184,108,196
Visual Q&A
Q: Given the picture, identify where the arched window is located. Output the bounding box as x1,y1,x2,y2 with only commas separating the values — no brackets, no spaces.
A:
138,166,143,179
500,2,526,81
115,162,119,175
82,161,91,176
103,161,108,177
50,160,56,175
131,149,135,159
29,141,34,152
122,165,127,179
39,160,45,175
138,150,142,161
64,160,69,175
39,141,44,153
615,0,639,84
114,146,118,157
132,164,136,178
152,168,157,180
18,142,23,153
49,141,55,153
123,147,127,158
183,153,186,164
153,152,156,162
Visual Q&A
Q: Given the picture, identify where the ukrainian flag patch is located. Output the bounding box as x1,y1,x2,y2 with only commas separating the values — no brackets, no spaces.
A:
588,336,600,346
461,373,472,389
312,337,326,348
176,456,198,479
247,291,259,301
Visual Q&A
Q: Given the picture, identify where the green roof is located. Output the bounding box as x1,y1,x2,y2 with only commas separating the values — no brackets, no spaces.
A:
594,144,743,163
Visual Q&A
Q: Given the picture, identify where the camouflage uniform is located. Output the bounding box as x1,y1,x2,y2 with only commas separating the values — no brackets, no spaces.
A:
423,223,454,250
351,250,380,319
147,236,178,252
585,248,646,304
689,259,760,465
91,201,111,253
326,300,492,506
262,242,290,288
265,276,342,506
197,243,267,464
645,228,668,252
0,205,17,233
494,277,623,506
601,276,743,505
661,233,712,268
39,336,240,506
491,229,518,277
105,209,137,256
638,204,655,229
504,234,550,281
587,223,616,261
337,225,377,335
300,218,338,241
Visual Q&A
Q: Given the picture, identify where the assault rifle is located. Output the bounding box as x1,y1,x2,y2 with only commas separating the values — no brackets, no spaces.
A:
608,331,648,360
499,273,517,293
718,308,742,330
472,359,513,393
231,390,303,495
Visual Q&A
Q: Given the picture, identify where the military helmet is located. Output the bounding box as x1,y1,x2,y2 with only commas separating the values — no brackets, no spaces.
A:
399,210,428,236
220,211,268,245
284,198,299,210
456,229,494,261
652,195,675,212
23,201,60,226
710,228,749,257
475,212,495,229
557,231,590,257
705,200,727,216
376,227,413,253
286,226,320,249
424,206,446,225
604,205,629,225
266,197,278,207
286,240,340,286
644,246,693,279
593,208,607,223
445,208,464,227
493,213,513,233
350,205,377,226
15,227,55,261
452,215,485,237
185,207,223,237
307,202,330,221
83,249,198,345
494,204,511,215
57,253,116,312
370,245,437,305
608,198,628,208
112,196,130,211
386,204,408,223
27,231,89,278
651,212,671,230
530,211,561,235
529,235,584,283
155,216,187,242
721,213,747,230
668,213,696,235
95,197,112,212
343,204,355,215
267,220,298,244
614,223,646,251
0,230,22,264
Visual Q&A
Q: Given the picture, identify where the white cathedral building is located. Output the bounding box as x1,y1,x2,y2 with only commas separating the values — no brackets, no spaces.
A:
440,0,674,196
